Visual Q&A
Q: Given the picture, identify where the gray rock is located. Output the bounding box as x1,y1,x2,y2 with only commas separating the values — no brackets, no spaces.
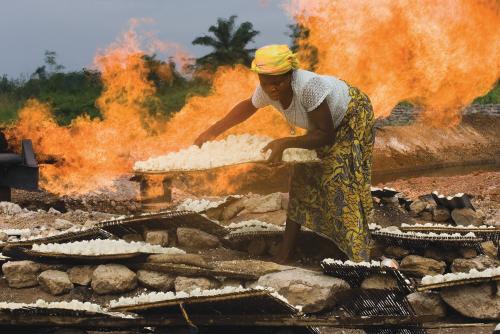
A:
441,283,500,319
481,241,498,259
144,230,169,246
458,247,478,259
137,270,175,291
53,218,73,230
247,239,268,256
38,270,73,295
91,264,137,294
147,253,210,268
432,207,451,222
409,200,427,217
177,228,219,249
0,231,7,242
384,246,410,259
174,276,220,293
67,265,94,286
221,198,246,221
400,255,446,277
420,211,433,221
245,193,282,213
360,274,398,290
250,268,349,313
406,292,447,317
451,255,500,273
48,207,61,215
2,260,41,288
423,247,460,264
381,196,399,206
451,208,485,226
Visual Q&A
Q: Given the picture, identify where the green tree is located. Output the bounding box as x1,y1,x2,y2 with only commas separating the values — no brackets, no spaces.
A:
192,15,259,69
287,23,318,71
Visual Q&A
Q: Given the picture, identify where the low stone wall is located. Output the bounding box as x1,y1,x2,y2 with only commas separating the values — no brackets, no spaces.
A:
376,104,500,127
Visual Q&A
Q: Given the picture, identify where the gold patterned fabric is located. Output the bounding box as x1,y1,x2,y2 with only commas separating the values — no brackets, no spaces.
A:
287,85,375,262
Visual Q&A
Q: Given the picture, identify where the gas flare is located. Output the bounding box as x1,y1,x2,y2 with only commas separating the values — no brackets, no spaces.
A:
8,22,291,195
287,0,500,126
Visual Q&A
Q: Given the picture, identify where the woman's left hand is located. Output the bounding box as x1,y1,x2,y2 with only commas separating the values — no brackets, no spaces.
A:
261,138,290,164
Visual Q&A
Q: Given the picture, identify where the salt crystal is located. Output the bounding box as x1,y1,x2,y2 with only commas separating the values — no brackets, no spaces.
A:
32,239,186,256
133,134,319,172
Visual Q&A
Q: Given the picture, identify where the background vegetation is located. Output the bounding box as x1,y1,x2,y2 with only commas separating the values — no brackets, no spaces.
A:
0,17,498,125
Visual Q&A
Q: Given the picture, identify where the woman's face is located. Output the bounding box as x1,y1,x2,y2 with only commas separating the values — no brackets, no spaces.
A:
258,72,292,101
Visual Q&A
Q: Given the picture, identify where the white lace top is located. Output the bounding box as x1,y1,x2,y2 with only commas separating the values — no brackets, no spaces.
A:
251,69,351,131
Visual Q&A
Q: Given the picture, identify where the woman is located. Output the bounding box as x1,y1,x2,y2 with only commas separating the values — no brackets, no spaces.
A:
194,45,374,263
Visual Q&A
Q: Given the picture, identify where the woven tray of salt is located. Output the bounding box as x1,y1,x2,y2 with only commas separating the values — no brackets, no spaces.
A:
109,289,294,314
400,224,500,244
96,210,227,238
417,275,500,291
0,300,132,319
2,246,151,265
371,230,484,253
321,259,413,293
0,228,110,250
334,289,427,334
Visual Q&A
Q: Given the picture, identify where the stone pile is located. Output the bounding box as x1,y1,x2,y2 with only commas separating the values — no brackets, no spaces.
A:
0,190,498,323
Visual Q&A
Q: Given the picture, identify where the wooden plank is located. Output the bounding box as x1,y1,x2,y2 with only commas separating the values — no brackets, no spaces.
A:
136,262,259,280
0,313,439,329
416,275,500,291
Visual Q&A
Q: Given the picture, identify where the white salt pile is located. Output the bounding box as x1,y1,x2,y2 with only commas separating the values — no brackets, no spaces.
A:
377,226,477,238
226,220,284,234
133,134,319,172
401,223,495,230
432,191,466,201
177,198,226,213
368,223,382,230
322,258,381,268
109,286,297,310
0,228,31,237
32,239,186,256
0,299,133,318
421,266,500,285
20,225,92,241
0,201,24,215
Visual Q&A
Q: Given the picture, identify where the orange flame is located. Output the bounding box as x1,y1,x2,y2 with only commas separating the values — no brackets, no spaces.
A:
8,21,292,195
288,0,500,126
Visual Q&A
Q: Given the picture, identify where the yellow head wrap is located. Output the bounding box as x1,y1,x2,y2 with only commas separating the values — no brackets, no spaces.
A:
251,44,299,75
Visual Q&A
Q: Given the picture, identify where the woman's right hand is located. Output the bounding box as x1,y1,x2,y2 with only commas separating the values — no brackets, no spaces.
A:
193,129,217,147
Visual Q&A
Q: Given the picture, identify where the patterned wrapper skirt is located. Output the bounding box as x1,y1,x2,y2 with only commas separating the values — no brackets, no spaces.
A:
287,85,375,262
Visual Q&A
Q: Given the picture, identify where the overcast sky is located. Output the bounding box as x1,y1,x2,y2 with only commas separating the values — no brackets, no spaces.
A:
0,0,293,78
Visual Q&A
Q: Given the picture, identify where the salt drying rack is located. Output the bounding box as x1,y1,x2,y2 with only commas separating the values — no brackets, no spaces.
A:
416,274,500,292
95,210,228,238
431,191,475,211
400,224,500,244
321,260,426,334
2,246,151,265
108,289,319,334
0,227,111,251
370,229,484,254
321,259,413,293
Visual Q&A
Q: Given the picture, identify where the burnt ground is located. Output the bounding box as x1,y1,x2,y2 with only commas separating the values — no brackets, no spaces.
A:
1,113,499,334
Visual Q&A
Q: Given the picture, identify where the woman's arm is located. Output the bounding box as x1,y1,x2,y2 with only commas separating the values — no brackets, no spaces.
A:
194,98,258,147
263,100,335,162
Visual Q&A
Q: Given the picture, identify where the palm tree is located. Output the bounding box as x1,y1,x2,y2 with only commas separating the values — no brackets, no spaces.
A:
192,15,259,69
